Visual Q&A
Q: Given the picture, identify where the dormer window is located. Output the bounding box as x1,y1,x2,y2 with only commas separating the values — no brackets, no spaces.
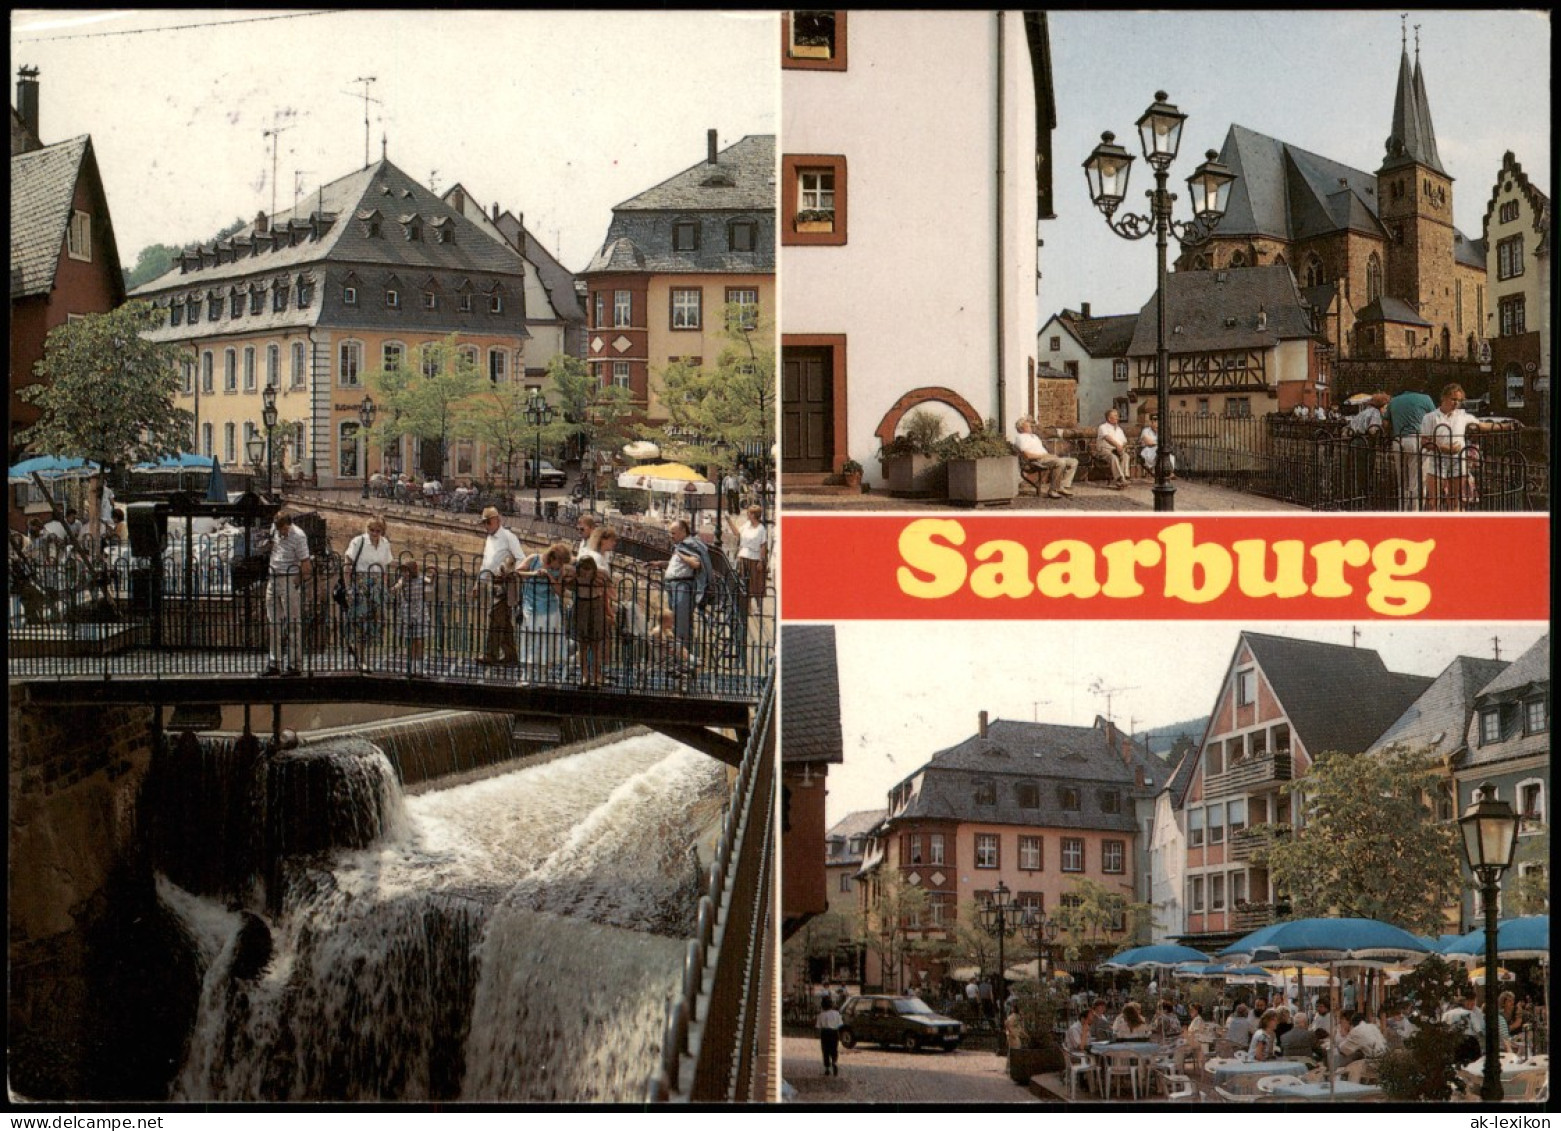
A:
297,279,313,308
1016,782,1040,809
433,217,455,244
673,220,701,252
274,282,290,311
1058,786,1081,812
489,294,503,314
1100,789,1121,814
343,285,357,306
170,302,184,327
404,216,422,242
386,289,400,309
189,298,203,321
974,779,996,806
250,289,265,315
208,295,222,322
459,293,472,313
728,219,758,252
230,292,243,318
423,291,437,310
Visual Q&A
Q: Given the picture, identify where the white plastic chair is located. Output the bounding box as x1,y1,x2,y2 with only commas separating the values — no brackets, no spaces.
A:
1214,1085,1260,1103
1102,1051,1140,1100
1066,1049,1098,1100
1163,1072,1197,1101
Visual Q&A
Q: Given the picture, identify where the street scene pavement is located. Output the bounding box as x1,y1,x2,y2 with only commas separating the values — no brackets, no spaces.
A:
781,1036,1047,1104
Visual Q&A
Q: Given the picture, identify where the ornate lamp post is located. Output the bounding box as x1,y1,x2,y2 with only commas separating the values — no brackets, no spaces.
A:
1458,782,1519,1102
525,385,554,518
979,881,1021,1016
261,384,279,497
1024,911,1061,979
1084,92,1235,512
246,433,266,487
358,394,377,500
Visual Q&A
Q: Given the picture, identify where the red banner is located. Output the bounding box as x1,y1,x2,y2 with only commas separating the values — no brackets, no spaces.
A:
780,515,1550,621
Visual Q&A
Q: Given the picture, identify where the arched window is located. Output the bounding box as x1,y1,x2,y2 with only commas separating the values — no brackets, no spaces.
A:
1366,253,1383,303
339,340,363,387
420,343,441,379
1304,254,1324,288
291,341,308,389
1191,254,1207,271
1229,251,1247,268
339,421,361,479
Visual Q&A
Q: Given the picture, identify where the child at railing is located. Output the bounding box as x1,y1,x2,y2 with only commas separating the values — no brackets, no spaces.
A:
390,559,434,676
648,607,695,688
571,555,609,689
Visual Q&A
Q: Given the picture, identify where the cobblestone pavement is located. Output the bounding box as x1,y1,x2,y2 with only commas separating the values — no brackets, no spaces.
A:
783,477,1305,512
781,1036,1048,1104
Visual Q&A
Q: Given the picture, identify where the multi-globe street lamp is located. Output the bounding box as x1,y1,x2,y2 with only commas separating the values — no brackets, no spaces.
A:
1084,92,1236,512
1023,911,1061,980
978,881,1022,1016
261,383,279,496
358,394,377,500
525,386,555,518
1458,781,1519,1102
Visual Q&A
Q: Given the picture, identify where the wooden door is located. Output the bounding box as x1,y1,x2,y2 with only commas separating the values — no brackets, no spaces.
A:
782,347,832,472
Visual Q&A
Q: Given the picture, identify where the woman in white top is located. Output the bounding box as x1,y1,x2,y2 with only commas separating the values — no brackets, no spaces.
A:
1138,413,1175,477
342,516,393,672
1096,409,1131,489
725,504,768,614
1419,382,1480,512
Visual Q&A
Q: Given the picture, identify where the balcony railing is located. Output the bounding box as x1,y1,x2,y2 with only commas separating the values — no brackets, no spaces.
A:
1231,901,1279,931
1203,751,1293,798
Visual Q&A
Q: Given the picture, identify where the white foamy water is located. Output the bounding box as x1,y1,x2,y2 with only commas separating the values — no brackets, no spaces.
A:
163,731,725,1101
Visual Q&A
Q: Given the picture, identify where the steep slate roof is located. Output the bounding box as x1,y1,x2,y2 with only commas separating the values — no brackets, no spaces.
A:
1126,265,1317,357
828,809,887,853
1355,295,1432,327
1241,632,1432,758
1384,48,1447,175
781,625,843,766
584,135,775,275
1475,634,1549,700
1059,310,1138,358
1215,124,1388,243
132,158,527,296
1452,229,1486,269
1464,634,1549,771
440,184,584,325
1166,746,1200,808
1369,655,1510,761
889,718,1148,833
10,134,89,297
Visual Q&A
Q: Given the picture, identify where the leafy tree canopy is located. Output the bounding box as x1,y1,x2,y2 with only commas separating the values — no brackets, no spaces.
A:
651,308,774,479
367,336,485,472
1260,745,1460,935
17,300,191,470
123,216,246,290
1052,877,1154,961
548,353,637,459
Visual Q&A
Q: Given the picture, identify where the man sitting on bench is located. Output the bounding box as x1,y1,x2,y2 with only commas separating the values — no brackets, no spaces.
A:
1015,417,1078,498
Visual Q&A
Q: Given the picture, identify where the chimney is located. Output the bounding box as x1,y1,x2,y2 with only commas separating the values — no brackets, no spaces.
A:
492,202,500,223
978,710,989,738
255,210,269,234
1135,766,1146,787
1080,301,1091,319
1121,736,1133,765
449,186,464,213
1257,304,1268,331
16,66,40,142
707,127,718,164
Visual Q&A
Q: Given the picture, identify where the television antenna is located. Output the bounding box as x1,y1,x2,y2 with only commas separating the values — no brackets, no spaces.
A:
1088,678,1139,722
345,76,381,169
262,119,295,219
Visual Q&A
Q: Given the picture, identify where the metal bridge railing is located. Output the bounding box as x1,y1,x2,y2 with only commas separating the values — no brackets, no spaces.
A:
9,544,772,703
1165,412,1544,511
648,669,775,1103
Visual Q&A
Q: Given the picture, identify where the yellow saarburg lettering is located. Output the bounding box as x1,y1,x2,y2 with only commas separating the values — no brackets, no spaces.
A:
1036,540,1101,598
971,540,1035,598
1367,538,1435,616
1161,522,1234,605
1310,539,1372,597
1232,538,1310,599
1100,538,1163,598
892,521,1435,616
897,519,967,598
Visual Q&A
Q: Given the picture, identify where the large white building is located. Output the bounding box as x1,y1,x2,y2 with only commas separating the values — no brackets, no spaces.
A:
779,11,1055,489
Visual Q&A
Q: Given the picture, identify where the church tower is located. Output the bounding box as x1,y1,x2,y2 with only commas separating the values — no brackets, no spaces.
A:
1376,25,1457,354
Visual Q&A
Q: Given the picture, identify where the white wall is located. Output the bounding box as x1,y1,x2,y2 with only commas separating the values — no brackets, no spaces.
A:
783,12,1039,481
1149,791,1186,942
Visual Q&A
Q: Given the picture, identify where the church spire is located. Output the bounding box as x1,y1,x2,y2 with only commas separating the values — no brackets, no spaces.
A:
1384,22,1446,174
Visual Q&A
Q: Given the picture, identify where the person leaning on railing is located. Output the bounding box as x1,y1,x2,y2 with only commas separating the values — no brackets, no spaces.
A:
1420,382,1484,512
341,515,392,673
473,506,522,666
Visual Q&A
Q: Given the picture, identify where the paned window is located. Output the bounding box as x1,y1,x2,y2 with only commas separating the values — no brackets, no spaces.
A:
1188,807,1205,848
1228,797,1247,836
726,288,759,331
1524,698,1548,735
612,362,630,388
266,344,280,388
421,345,441,379
250,290,264,315
181,358,194,395
1207,803,1226,845
224,348,237,392
489,349,508,384
1016,783,1040,810
975,833,999,869
1188,876,1204,913
230,293,243,319
382,343,403,372
170,302,184,327
1059,786,1081,812
1479,708,1501,745
1499,295,1527,337
907,835,923,866
782,154,847,245
1061,837,1084,873
785,11,844,67
1210,873,1226,911
928,833,945,866
1497,235,1525,281
201,422,213,458
614,290,632,327
201,351,215,393
223,422,236,464
671,288,702,329
673,221,700,252
974,779,997,806
1018,835,1042,871
275,284,289,311
1236,668,1256,706
339,341,362,386
243,347,257,392
67,210,92,260
1102,840,1125,874
291,342,307,388
728,221,757,252
343,285,357,306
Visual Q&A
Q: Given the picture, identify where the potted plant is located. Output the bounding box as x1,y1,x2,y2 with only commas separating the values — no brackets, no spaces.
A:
794,208,835,233
937,418,1019,506
879,409,947,498
1004,984,1066,1083
840,459,863,492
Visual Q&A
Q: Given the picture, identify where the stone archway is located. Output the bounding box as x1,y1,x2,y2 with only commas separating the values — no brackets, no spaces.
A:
874,386,984,449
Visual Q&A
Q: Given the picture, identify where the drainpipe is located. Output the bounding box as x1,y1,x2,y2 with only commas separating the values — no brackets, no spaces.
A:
994,12,1007,429
306,327,320,485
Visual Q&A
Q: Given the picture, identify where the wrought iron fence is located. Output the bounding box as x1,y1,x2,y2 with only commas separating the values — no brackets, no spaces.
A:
649,669,775,1102
1165,412,1543,511
9,542,772,702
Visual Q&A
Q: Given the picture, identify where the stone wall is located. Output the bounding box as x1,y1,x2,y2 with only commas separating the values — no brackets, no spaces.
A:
1032,376,1078,432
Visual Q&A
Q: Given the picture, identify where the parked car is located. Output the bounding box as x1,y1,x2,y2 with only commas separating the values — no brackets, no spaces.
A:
837,994,963,1052
525,460,567,488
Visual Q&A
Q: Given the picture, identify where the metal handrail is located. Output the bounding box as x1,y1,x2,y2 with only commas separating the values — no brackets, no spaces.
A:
649,668,775,1102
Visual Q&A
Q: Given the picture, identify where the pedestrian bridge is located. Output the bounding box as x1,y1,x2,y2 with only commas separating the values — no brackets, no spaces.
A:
10,547,773,763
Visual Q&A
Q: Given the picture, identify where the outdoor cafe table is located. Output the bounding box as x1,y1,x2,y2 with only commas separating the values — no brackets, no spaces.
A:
1090,1042,1166,1095
1270,1080,1384,1101
1209,1059,1310,1090
1459,1054,1539,1087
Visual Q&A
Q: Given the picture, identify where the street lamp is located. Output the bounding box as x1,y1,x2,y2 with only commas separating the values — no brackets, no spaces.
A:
1458,781,1519,1102
246,432,266,485
979,881,1021,1016
261,383,279,497
358,394,377,499
1085,92,1235,512
525,385,554,518
1023,911,1061,979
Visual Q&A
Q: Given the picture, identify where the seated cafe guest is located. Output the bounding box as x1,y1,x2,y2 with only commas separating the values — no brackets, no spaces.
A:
1279,1011,1317,1059
1248,1009,1279,1062
1089,1000,1114,1044
1225,1003,1255,1050
1152,1000,1183,1043
1336,1011,1387,1064
1113,1001,1153,1040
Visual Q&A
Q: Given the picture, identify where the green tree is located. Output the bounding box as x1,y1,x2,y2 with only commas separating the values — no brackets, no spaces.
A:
861,871,930,994
652,308,775,502
458,378,540,491
367,336,485,479
546,353,636,502
941,899,999,979
782,904,863,996
1510,829,1549,915
17,301,191,546
1259,746,1460,935
1051,878,1153,961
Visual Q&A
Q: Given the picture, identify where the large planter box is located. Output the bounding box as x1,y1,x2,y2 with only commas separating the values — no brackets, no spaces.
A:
1007,1044,1063,1083
883,454,945,499
946,455,1019,507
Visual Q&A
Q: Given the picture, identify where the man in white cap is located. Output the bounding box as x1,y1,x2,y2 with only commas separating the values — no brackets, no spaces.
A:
261,509,311,677
475,506,522,665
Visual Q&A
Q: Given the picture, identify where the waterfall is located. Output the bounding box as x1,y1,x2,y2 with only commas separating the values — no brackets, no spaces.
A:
162,732,725,1101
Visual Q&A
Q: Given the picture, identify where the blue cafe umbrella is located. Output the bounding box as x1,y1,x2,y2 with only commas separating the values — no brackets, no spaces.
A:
8,455,99,483
1441,916,1549,962
1100,943,1210,970
133,452,214,470
1174,961,1272,980
205,456,228,502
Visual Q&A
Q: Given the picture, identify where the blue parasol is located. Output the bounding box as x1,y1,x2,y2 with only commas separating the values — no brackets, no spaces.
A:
8,455,99,483
205,456,228,502
1440,916,1549,962
1100,943,1210,970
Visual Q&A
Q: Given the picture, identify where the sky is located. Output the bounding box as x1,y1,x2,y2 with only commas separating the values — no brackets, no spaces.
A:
816,621,1549,825
9,9,778,272
1042,9,1552,320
